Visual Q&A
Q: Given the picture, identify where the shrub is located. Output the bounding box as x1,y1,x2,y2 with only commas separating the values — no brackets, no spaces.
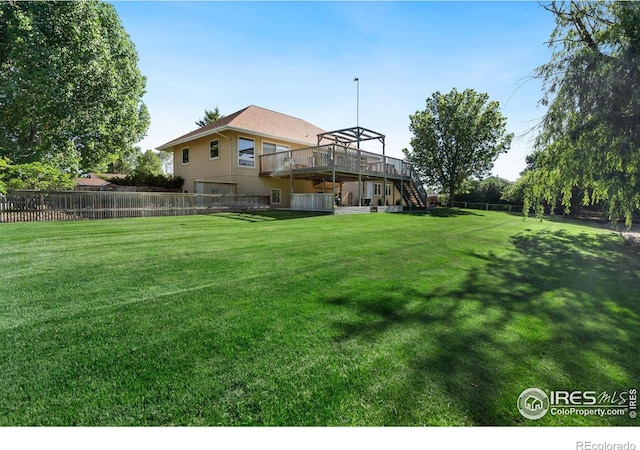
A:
107,172,184,189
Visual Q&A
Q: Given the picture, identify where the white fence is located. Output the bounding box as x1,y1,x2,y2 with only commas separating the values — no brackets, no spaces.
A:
0,190,269,222
290,193,333,212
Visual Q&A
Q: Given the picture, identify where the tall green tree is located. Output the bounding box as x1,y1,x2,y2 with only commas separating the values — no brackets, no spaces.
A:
527,1,640,226
134,149,163,176
106,146,139,175
457,176,513,205
0,1,149,172
195,106,224,128
405,88,512,207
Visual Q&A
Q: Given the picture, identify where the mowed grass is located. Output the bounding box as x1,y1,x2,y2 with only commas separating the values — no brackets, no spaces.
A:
0,210,638,426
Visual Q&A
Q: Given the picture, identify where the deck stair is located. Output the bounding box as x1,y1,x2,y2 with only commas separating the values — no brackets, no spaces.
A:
394,175,427,209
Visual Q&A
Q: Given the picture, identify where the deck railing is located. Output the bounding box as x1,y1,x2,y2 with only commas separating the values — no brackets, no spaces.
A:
0,190,269,222
260,144,407,179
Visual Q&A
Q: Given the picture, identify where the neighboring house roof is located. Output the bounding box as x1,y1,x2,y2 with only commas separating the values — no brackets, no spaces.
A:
157,105,329,150
100,173,127,180
75,172,125,187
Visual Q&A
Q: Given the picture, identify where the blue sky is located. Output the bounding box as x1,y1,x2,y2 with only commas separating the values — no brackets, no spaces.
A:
112,1,557,181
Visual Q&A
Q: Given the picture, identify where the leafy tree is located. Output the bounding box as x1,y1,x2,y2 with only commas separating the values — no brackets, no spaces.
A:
195,106,224,128
157,150,173,174
405,88,513,207
0,1,149,172
501,151,541,205
135,149,163,176
0,159,75,191
501,178,527,205
457,176,513,204
0,158,9,195
527,1,640,226
106,146,139,175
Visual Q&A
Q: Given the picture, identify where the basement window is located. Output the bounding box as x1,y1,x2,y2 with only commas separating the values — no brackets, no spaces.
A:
271,189,281,205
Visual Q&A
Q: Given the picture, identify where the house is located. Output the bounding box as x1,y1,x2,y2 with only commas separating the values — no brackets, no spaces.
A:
157,105,426,210
525,396,543,411
75,172,125,191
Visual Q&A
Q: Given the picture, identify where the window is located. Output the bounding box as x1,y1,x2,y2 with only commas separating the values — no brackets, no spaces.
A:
238,137,255,167
385,184,392,196
262,142,289,155
182,148,189,164
209,140,219,159
271,189,281,205
374,183,382,196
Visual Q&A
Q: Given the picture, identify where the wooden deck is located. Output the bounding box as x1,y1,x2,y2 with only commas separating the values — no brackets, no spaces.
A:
259,144,412,182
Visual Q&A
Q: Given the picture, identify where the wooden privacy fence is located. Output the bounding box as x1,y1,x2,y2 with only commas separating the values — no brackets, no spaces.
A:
0,190,270,222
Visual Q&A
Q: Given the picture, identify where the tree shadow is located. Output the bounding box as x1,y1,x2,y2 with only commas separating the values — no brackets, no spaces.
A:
523,213,639,236
323,229,639,425
215,210,328,222
404,208,482,218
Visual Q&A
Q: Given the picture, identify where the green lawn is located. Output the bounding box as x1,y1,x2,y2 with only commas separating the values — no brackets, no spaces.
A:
0,210,637,426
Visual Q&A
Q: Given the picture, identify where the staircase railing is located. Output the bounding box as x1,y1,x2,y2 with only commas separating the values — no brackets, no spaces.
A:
399,162,427,208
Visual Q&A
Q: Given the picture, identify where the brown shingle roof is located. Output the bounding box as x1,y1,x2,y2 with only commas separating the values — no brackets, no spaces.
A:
157,105,328,150
75,172,126,187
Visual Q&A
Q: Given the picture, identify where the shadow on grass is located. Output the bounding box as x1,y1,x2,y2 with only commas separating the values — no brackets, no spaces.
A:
324,229,639,425
403,207,482,218
519,212,639,236
216,210,329,222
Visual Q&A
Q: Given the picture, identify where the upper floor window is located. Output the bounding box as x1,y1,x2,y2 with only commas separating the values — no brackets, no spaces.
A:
209,140,219,159
238,137,255,167
182,148,189,164
262,142,289,155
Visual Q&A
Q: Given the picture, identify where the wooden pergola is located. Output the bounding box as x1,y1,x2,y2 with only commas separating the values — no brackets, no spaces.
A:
317,126,385,150
317,127,387,207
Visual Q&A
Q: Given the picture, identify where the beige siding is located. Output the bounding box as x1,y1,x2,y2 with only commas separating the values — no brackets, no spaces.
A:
340,181,404,206
168,130,318,206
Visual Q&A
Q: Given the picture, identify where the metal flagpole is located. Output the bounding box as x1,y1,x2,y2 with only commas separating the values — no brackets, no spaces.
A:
354,77,361,205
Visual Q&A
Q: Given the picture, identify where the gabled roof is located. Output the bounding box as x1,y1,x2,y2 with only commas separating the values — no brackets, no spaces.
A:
75,172,125,187
76,176,110,187
157,105,328,150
